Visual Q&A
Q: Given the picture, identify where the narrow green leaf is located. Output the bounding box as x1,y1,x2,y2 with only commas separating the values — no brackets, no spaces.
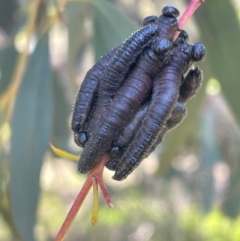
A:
90,0,137,60
0,46,18,95
9,34,53,241
0,143,4,203
51,72,72,149
65,2,88,68
199,100,221,212
222,134,240,217
195,0,240,123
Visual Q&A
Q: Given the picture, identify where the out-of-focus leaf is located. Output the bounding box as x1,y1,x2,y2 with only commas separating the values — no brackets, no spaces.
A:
65,2,88,69
0,46,18,95
0,0,18,31
90,0,137,60
0,145,4,203
195,0,240,123
51,72,72,148
199,97,221,212
9,34,52,241
222,135,240,217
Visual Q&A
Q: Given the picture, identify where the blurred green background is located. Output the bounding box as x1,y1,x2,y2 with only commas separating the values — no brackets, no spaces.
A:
0,0,240,240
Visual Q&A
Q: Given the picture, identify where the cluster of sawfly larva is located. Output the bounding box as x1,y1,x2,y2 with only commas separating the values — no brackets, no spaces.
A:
71,6,206,181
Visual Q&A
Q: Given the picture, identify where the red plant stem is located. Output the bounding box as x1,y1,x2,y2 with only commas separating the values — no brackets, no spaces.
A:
54,177,92,241
54,154,109,241
175,0,205,40
179,0,204,29
97,176,113,207
91,176,99,226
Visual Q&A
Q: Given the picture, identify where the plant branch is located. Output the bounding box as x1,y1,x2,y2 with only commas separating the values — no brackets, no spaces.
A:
175,0,205,40
54,154,110,241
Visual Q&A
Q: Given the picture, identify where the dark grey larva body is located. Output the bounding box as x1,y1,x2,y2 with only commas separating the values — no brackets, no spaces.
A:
86,24,159,131
71,48,118,147
106,67,203,171
87,7,179,131
77,7,180,174
71,7,178,147
112,41,206,181
71,15,161,147
143,66,203,157
71,10,169,147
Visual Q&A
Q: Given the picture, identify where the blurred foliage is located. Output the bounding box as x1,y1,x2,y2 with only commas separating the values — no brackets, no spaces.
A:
0,0,240,240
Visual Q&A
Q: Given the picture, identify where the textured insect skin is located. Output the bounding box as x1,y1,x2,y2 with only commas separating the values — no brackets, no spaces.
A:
145,66,203,156
72,9,177,147
71,47,118,147
106,104,149,171
71,15,159,147
77,7,180,174
112,41,206,181
86,6,179,131
106,66,203,171
79,39,172,171
86,25,158,131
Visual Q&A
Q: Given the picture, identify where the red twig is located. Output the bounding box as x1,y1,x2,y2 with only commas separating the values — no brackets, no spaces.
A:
175,0,205,40
54,154,110,241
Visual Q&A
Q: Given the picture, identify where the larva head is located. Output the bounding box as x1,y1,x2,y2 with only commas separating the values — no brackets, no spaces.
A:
191,42,206,62
171,41,206,73
109,146,120,158
152,37,172,54
143,15,158,26
74,132,88,147
157,6,179,40
106,158,119,171
162,6,180,18
175,30,189,45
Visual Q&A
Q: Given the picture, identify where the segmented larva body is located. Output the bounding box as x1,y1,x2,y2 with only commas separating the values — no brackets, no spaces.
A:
79,45,169,172
145,67,203,156
87,6,180,131
77,8,180,174
71,48,118,147
106,104,148,171
113,41,206,180
179,67,203,103
71,14,163,147
86,24,159,132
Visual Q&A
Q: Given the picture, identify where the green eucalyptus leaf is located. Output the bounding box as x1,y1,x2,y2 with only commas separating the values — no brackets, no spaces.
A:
199,99,221,212
66,1,88,69
9,34,52,241
90,0,137,60
0,144,3,203
51,72,72,149
195,0,240,123
0,46,18,95
222,134,240,217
